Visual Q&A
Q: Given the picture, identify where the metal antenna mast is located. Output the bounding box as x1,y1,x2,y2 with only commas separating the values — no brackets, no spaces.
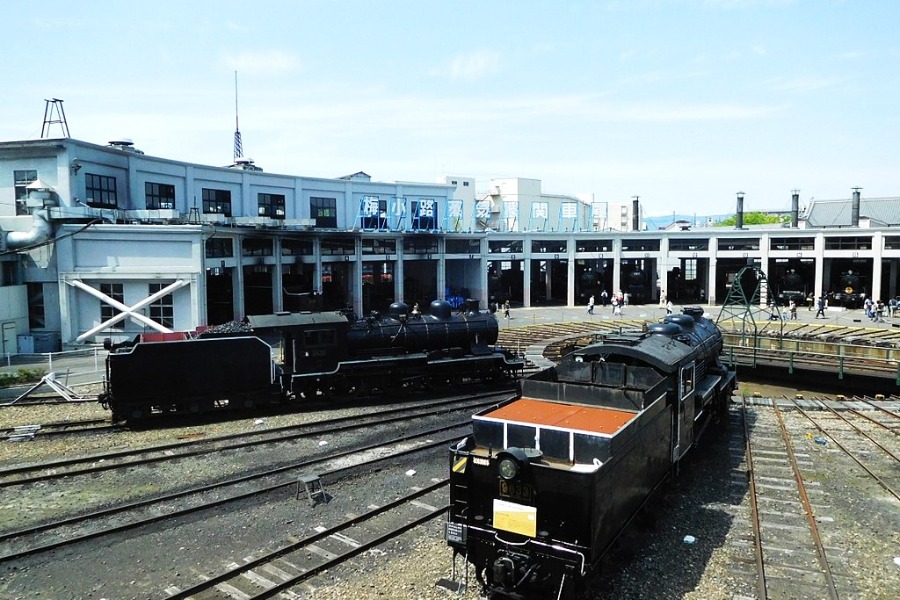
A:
41,98,70,138
233,72,243,160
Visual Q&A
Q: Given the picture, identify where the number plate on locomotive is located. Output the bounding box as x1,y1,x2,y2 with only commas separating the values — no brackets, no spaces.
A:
499,480,534,503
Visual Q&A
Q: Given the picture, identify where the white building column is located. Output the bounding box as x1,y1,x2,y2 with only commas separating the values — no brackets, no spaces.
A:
871,232,883,301
813,233,826,298
567,239,577,306
612,238,623,297
522,258,532,308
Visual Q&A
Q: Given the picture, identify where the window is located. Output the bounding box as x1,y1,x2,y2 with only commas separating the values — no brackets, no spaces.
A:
403,236,439,254
320,237,356,255
488,240,523,254
463,181,469,186
446,238,481,254
769,237,815,251
282,239,313,256
669,239,709,251
717,238,760,251
85,173,117,208
14,170,37,216
824,236,871,250
242,238,273,256
145,182,175,210
148,283,174,329
204,238,234,258
27,282,45,329
683,259,697,280
304,329,336,347
99,283,124,329
531,240,567,254
621,238,660,252
680,365,695,398
886,236,900,250
202,188,231,216
362,238,396,255
258,193,285,219
576,239,612,252
2,262,19,286
310,197,337,228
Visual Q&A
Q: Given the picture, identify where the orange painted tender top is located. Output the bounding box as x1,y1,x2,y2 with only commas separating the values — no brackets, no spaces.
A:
480,397,636,436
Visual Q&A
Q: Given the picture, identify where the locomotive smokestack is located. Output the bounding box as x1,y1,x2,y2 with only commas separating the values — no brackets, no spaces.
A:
632,196,640,231
791,190,799,228
851,187,861,227
735,191,744,230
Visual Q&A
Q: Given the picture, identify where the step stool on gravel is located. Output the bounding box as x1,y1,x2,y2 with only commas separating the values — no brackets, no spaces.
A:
297,473,327,506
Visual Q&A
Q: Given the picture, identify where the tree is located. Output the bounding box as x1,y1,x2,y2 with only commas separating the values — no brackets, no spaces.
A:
715,211,789,227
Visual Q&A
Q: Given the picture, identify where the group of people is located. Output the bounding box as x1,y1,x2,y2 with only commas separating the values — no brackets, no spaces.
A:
587,290,628,316
863,297,888,323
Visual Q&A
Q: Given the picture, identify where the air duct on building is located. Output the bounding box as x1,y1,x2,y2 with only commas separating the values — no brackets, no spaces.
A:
735,191,744,230
5,212,52,250
791,190,800,228
851,188,861,227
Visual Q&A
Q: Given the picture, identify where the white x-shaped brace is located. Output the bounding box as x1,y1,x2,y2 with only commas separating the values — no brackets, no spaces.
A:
68,279,189,342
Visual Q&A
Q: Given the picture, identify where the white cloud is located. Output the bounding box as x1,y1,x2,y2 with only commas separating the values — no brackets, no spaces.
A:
444,50,500,80
221,50,301,75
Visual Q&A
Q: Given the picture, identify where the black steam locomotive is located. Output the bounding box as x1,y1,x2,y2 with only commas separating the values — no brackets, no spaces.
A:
445,307,736,599
100,300,523,422
827,269,867,309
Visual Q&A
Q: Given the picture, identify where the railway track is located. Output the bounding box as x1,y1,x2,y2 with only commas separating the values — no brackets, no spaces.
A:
162,480,448,599
0,405,482,563
730,396,900,599
0,390,515,488
2,418,117,440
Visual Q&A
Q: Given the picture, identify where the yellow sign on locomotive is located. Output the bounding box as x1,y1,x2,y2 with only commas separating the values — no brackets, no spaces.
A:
493,498,537,537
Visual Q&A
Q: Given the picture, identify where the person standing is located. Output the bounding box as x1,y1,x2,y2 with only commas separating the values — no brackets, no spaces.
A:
789,299,797,320
666,300,673,315
587,295,595,314
815,296,826,318
503,299,510,318
600,289,608,307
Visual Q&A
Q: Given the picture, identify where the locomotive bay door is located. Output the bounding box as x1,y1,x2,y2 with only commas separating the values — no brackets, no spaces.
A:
674,363,696,462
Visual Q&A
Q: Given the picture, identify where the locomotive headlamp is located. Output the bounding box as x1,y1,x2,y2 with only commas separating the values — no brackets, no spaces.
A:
498,457,519,480
496,447,530,480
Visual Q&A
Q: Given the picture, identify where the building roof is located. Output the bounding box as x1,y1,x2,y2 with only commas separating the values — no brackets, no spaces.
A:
804,196,900,227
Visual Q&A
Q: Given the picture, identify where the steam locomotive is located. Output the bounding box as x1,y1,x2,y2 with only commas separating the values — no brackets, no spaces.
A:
827,270,867,309
99,300,523,422
445,307,735,599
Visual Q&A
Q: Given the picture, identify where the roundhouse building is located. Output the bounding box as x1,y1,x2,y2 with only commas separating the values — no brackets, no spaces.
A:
1,136,899,352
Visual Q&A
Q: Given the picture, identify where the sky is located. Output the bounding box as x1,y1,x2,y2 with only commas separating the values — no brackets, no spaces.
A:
2,0,898,217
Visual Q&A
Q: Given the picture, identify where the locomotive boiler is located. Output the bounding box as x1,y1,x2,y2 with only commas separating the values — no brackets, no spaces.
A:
100,300,522,422
445,307,735,599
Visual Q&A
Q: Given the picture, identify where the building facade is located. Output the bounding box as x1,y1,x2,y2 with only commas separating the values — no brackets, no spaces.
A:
2,136,898,351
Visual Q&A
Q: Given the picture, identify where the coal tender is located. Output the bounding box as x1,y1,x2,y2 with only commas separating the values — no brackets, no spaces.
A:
446,306,736,599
